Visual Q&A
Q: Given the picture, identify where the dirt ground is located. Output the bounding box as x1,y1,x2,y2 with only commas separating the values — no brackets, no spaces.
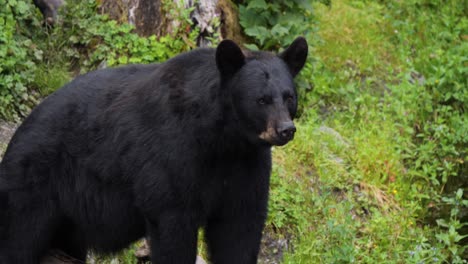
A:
0,121,17,157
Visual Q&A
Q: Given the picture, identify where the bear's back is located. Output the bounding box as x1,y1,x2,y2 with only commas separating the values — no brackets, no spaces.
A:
0,63,160,183
0,49,225,186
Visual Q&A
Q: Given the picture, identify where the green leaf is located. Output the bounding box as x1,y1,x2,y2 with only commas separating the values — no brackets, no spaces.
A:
239,6,267,28
244,26,270,44
436,219,449,228
243,43,259,51
247,0,268,10
271,24,289,37
297,0,314,12
15,1,29,14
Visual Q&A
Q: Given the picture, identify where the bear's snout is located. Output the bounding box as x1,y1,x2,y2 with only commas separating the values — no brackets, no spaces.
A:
259,120,296,146
276,121,296,142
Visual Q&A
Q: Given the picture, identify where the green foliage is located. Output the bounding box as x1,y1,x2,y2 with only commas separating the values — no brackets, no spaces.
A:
0,0,42,120
265,0,467,262
268,163,308,231
33,64,70,96
380,3,467,261
0,0,198,120
238,0,329,50
436,189,468,263
89,242,143,264
45,0,198,71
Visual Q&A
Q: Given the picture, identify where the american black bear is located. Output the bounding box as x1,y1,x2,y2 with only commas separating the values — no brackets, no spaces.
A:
32,0,64,25
0,37,308,263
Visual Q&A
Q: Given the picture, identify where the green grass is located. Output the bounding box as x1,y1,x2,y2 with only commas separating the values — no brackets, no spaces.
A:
0,143,7,157
313,0,402,79
266,0,467,263
88,243,143,264
33,64,71,96
269,113,423,263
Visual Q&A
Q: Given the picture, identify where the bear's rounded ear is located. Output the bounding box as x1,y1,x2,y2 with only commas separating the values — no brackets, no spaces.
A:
279,37,308,77
216,39,245,78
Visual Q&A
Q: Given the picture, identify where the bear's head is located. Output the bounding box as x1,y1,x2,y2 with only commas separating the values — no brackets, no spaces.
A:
216,37,308,146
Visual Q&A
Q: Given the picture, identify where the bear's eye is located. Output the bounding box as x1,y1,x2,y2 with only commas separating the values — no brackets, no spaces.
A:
284,95,294,103
257,96,273,105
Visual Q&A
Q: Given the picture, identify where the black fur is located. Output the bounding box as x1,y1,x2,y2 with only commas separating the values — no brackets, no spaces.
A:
32,0,64,25
0,38,308,264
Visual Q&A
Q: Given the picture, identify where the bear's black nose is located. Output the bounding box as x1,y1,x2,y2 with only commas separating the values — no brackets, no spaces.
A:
277,122,296,141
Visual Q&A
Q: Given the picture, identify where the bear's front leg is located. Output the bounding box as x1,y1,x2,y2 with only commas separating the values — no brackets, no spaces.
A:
146,211,198,264
205,212,266,264
205,166,270,264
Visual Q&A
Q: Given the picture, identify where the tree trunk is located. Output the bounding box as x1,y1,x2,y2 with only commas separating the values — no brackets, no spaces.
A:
98,0,244,46
98,0,165,37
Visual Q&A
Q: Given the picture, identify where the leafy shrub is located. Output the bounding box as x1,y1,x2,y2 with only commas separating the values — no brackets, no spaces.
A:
238,0,329,50
44,0,198,71
380,1,467,260
0,0,198,120
0,0,42,120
